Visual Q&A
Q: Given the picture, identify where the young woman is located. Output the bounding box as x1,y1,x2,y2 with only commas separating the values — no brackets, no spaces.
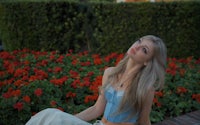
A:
26,35,167,125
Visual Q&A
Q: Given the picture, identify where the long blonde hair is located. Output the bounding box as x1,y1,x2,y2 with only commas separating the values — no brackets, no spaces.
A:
102,35,167,120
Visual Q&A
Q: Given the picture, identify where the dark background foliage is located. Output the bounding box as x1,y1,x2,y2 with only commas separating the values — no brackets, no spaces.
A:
0,0,199,58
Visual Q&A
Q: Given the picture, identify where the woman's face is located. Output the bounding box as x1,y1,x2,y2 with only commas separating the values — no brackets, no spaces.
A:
127,38,155,65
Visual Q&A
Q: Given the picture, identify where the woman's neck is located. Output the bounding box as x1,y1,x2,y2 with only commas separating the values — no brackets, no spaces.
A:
125,58,143,75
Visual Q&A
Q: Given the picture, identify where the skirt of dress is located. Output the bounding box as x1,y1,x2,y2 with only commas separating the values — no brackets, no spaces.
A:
25,108,103,125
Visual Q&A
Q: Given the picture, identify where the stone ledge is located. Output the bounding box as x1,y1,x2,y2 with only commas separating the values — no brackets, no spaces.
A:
152,110,200,125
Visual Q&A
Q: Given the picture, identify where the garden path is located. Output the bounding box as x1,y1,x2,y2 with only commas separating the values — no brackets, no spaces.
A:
152,110,200,125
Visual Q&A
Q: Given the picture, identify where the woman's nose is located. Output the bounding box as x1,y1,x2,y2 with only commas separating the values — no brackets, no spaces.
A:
135,45,140,51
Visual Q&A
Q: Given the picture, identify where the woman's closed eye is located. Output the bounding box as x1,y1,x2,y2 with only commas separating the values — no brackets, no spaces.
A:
142,47,148,54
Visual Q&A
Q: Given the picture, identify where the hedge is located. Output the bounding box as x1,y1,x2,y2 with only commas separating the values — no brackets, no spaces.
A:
0,0,199,58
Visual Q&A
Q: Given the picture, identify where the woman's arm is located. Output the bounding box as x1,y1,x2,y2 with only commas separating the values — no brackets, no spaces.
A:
137,88,155,125
75,67,113,121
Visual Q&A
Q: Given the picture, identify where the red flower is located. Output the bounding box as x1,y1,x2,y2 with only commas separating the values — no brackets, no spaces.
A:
49,55,55,61
29,75,38,82
176,86,187,94
179,68,186,77
14,79,23,87
50,76,68,86
14,68,28,77
156,102,162,107
53,67,62,73
80,61,91,66
69,70,79,79
71,79,81,89
82,77,91,87
155,91,164,97
92,54,102,65
115,54,124,65
168,61,177,69
153,98,162,107
192,94,200,103
11,89,21,97
23,95,31,103
71,58,78,66
166,61,178,76
0,51,15,60
87,72,94,76
89,76,102,93
2,92,12,99
13,102,23,111
66,92,76,98
50,100,57,107
56,55,64,63
37,60,48,67
34,88,43,97
33,68,48,80
84,94,98,103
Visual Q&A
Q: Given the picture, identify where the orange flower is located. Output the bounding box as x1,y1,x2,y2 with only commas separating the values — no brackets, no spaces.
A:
34,88,43,97
23,95,31,103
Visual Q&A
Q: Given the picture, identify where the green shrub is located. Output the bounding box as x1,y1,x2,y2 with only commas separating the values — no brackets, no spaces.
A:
0,1,200,58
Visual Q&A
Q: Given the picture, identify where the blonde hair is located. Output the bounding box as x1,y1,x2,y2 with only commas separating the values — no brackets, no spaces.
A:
102,35,167,120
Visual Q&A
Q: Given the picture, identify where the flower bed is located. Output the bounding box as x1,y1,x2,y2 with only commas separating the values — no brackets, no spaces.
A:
0,49,199,125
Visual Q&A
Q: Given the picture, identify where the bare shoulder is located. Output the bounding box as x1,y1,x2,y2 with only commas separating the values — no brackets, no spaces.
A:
104,67,115,75
102,67,115,85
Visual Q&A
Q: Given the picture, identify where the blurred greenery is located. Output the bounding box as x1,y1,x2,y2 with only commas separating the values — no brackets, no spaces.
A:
0,1,199,58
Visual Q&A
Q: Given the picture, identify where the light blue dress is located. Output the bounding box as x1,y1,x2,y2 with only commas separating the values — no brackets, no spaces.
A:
103,85,138,123
25,85,138,125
